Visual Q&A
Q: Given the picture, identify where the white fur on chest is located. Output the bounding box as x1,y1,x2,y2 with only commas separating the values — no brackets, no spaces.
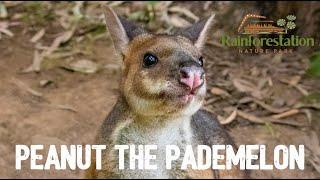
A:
112,116,194,178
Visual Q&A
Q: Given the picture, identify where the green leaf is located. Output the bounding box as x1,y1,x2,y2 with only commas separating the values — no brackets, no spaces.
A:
147,1,159,6
301,92,320,103
310,51,320,63
306,51,320,77
128,11,146,21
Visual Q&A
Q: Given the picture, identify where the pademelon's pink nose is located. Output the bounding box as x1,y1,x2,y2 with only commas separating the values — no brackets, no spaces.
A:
179,67,204,90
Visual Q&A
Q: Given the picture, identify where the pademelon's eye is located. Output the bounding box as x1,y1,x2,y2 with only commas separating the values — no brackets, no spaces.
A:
143,53,158,68
199,56,204,67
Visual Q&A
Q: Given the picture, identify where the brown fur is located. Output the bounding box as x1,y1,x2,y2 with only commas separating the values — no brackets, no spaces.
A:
85,6,249,179
122,34,205,117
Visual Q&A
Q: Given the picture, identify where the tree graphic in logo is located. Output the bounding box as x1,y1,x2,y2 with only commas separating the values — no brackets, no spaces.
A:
277,15,296,34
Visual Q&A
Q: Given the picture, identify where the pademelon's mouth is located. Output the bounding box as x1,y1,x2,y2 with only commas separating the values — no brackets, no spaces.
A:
177,94,195,104
159,88,198,105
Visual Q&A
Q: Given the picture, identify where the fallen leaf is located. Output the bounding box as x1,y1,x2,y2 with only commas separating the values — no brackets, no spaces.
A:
253,99,289,114
219,109,237,125
271,109,300,119
210,87,231,97
169,15,191,28
44,30,74,57
0,22,13,37
168,6,199,22
64,59,99,74
232,78,263,99
232,78,256,92
289,75,301,86
0,2,8,18
30,28,45,43
72,1,84,19
201,107,216,115
23,29,75,73
236,109,305,127
257,78,268,90
204,1,213,10
0,27,13,37
46,104,78,113
204,97,219,106
301,109,312,123
294,84,309,96
22,50,43,73
267,77,273,86
279,77,309,96
40,80,53,87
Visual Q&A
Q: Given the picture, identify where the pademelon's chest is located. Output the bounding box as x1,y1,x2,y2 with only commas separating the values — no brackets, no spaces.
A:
112,117,194,178
116,117,193,145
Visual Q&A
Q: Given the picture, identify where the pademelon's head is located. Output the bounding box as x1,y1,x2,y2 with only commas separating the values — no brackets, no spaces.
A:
103,6,215,117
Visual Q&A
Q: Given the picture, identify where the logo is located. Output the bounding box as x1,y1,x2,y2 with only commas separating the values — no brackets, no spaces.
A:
238,14,296,34
221,14,315,54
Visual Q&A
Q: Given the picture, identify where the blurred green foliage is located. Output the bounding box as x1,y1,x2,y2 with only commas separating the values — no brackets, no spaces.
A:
302,92,320,103
128,1,159,23
22,2,56,26
306,51,320,77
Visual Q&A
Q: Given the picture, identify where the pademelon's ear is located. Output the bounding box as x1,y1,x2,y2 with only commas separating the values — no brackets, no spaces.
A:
103,6,147,55
177,14,215,50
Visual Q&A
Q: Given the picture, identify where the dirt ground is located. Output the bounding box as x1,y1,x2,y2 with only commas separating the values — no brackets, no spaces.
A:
0,1,319,179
